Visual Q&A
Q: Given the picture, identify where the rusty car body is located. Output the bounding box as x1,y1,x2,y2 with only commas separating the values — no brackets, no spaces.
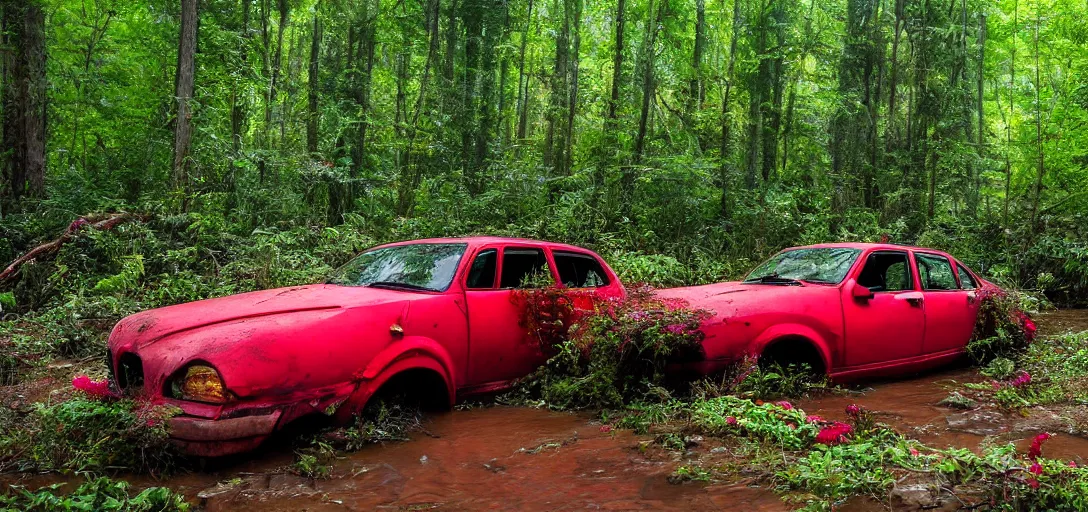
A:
108,239,994,456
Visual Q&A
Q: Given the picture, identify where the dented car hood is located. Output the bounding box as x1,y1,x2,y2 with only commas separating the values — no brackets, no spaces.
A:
111,284,395,349
108,284,423,398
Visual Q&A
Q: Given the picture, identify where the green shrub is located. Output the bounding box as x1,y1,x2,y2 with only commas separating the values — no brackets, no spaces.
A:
0,476,189,512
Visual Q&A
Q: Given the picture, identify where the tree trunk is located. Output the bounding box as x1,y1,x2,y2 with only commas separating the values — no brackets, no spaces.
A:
689,0,705,109
307,14,321,155
973,12,985,218
172,0,199,200
544,0,570,173
562,0,582,177
515,0,535,143
1029,1,1044,229
633,0,661,165
1003,0,1016,228
22,2,46,199
719,0,742,216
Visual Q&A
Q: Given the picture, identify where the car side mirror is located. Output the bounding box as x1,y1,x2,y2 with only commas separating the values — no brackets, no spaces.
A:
850,280,874,301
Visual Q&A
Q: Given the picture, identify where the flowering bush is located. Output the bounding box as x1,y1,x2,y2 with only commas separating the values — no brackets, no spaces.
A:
516,284,709,409
968,289,1039,364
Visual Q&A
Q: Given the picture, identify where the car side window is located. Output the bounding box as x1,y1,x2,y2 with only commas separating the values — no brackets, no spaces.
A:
916,253,958,290
466,249,498,289
554,251,610,288
500,248,552,288
856,251,912,292
956,264,978,290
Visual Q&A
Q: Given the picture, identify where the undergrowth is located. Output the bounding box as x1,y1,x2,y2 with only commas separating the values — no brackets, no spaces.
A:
0,476,189,512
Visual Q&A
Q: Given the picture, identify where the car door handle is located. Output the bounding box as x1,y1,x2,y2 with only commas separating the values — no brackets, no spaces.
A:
895,292,924,306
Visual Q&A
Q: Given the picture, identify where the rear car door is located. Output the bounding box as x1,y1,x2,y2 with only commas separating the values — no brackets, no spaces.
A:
463,244,556,387
916,252,976,354
843,250,926,366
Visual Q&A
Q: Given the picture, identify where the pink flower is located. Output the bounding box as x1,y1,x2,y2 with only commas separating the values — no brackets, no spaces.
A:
1029,462,1044,476
725,416,738,426
815,422,853,446
663,324,686,336
1010,371,1032,388
805,415,825,424
1069,461,1078,468
1027,478,1040,489
1028,433,1051,461
845,404,861,417
72,375,116,400
599,425,613,433
910,448,920,457
775,401,793,411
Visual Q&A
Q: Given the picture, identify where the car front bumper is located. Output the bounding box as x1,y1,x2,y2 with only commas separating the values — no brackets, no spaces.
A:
167,410,283,457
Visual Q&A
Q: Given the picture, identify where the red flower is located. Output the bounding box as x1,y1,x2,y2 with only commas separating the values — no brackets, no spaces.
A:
910,448,920,457
775,401,793,411
1028,433,1051,461
805,415,825,424
1069,461,1078,469
1029,462,1044,476
725,416,738,426
599,425,613,433
845,404,861,417
1027,478,1040,490
72,375,116,400
815,422,853,446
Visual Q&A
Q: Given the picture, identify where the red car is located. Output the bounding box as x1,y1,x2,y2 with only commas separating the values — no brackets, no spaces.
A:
107,237,625,456
107,239,992,456
660,243,997,381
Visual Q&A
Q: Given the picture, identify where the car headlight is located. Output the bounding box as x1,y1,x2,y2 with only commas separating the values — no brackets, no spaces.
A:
170,364,232,404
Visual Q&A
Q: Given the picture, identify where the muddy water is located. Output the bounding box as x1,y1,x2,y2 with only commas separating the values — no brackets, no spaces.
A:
185,407,789,511
798,309,1088,463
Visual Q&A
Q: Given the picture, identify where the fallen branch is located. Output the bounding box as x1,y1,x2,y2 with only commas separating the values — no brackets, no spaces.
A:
0,213,143,284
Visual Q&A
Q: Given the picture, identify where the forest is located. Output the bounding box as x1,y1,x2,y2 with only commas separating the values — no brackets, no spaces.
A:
0,0,1085,297
2,0,1088,509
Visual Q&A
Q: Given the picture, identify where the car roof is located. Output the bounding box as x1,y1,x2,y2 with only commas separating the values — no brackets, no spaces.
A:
783,242,958,259
373,236,599,254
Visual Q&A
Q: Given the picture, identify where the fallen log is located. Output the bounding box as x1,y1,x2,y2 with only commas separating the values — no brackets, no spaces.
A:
0,212,143,284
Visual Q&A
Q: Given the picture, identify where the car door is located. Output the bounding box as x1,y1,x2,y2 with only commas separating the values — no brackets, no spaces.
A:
842,250,926,367
463,244,556,387
916,252,976,354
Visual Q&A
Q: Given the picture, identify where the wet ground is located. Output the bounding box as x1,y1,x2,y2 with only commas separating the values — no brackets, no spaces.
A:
3,310,1088,510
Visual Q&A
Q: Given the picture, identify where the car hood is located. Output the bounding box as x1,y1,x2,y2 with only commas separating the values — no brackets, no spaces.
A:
109,284,410,350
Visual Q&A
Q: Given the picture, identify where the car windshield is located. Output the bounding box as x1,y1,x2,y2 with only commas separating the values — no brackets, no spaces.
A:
327,243,467,292
744,248,861,285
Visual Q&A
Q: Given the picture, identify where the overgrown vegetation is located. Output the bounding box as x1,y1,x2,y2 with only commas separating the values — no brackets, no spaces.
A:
513,285,710,409
0,377,178,474
0,476,189,512
609,397,1088,511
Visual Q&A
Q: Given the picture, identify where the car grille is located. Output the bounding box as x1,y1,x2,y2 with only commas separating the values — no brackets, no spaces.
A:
116,352,145,393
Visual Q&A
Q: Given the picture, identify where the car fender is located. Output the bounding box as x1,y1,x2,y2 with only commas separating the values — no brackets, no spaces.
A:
338,336,457,420
749,323,833,371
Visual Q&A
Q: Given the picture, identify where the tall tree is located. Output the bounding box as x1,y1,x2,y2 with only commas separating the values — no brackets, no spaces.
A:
172,0,199,199
307,12,321,155
719,0,742,216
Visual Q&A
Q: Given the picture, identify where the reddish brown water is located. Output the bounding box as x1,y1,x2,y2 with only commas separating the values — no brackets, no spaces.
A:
3,310,1087,510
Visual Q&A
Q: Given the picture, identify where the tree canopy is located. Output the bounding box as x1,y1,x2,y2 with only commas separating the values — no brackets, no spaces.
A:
1,0,1087,301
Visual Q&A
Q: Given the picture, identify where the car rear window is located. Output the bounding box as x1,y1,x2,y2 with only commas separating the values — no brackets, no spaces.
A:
916,253,958,290
554,251,610,288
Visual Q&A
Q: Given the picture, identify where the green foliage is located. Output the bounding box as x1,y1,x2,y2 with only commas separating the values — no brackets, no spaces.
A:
0,477,189,512
613,394,1088,510
0,396,178,473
